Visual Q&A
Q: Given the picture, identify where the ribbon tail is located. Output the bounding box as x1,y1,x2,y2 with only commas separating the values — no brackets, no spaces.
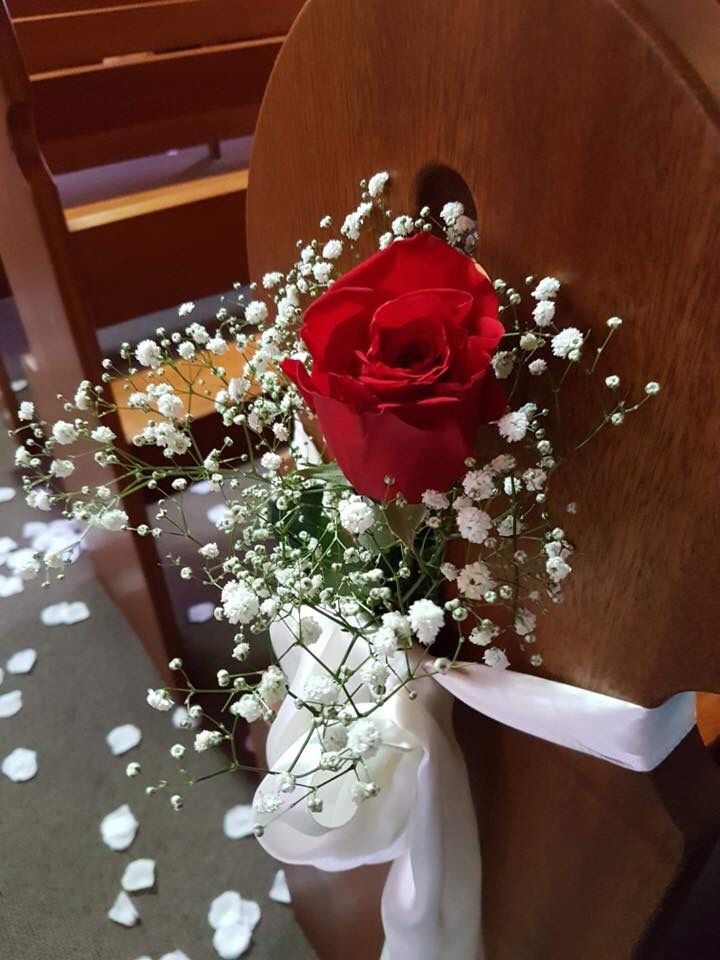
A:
381,685,483,960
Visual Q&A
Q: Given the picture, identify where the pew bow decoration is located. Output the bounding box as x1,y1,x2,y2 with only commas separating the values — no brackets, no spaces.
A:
258,608,694,960
17,173,669,954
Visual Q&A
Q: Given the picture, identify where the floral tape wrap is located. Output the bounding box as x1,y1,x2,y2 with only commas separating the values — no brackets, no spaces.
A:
254,610,695,960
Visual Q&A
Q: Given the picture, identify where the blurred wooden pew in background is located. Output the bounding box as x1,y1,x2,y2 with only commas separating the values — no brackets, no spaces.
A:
0,0,302,674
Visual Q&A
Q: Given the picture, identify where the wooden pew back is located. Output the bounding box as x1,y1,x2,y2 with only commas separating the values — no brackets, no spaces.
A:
10,0,303,172
13,0,302,73
0,2,180,677
245,1,720,957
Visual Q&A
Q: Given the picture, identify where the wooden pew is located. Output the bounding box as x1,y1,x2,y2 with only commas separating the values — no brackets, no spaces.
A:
245,0,720,957
0,0,298,675
2,0,302,325
12,0,300,74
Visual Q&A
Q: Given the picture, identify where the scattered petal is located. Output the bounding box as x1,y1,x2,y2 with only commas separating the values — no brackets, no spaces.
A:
208,891,260,931
187,602,214,624
172,706,199,730
207,504,230,525
11,378,27,391
30,519,84,559
160,952,192,960
189,481,213,495
268,869,291,904
6,648,37,674
0,574,23,598
0,689,22,717
100,803,139,851
0,536,18,562
106,724,142,756
122,858,156,893
108,890,139,927
0,487,16,503
223,805,255,840
213,924,252,960
41,600,90,626
2,747,37,781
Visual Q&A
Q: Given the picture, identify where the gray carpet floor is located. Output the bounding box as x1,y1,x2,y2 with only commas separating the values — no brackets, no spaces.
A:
0,424,315,960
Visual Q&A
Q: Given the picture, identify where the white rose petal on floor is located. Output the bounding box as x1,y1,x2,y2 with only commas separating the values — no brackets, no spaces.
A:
106,723,142,756
0,535,18,560
100,803,139,851
108,890,140,927
41,600,90,626
2,747,37,782
268,869,291,904
222,804,255,840
121,858,156,893
0,574,23,598
6,648,37,674
187,601,215,624
207,504,231,526
0,689,22,717
189,480,213,495
0,487,17,503
213,924,252,959
172,706,199,730
160,951,192,960
208,891,261,931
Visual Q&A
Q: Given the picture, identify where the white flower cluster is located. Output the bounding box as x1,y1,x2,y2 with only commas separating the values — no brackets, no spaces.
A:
13,172,659,824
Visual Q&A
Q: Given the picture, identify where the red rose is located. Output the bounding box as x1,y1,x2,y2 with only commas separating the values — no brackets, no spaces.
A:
281,232,506,502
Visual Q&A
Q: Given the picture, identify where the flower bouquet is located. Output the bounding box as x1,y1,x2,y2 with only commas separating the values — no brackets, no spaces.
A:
15,171,659,842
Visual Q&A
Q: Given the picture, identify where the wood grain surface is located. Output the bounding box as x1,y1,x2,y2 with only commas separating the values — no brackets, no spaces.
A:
245,1,720,957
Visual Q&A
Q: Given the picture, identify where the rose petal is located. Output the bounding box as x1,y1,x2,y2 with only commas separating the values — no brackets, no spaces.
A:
208,891,260,931
172,706,199,730
11,378,27,391
0,487,16,503
41,600,90,626
222,804,255,840
160,953,192,960
213,924,252,960
189,480,213,495
23,521,48,540
268,869,291,904
29,518,83,556
6,648,37,674
2,747,37,781
0,536,18,561
187,602,214,624
100,804,139,851
0,574,23,598
106,724,142,756
121,858,156,893
108,890,139,927
330,232,495,304
207,504,231,526
0,690,22,717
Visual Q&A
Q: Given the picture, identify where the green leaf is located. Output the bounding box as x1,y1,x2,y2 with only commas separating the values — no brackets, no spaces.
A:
383,503,427,547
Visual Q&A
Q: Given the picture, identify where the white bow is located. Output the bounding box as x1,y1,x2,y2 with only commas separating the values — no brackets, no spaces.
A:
254,609,695,960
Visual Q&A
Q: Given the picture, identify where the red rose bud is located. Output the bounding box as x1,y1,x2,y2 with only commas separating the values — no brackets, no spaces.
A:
281,233,506,502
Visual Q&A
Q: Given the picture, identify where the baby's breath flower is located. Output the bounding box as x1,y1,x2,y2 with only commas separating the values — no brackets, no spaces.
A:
408,599,444,646
146,689,173,711
551,327,584,359
531,277,560,301
338,496,374,535
135,339,162,368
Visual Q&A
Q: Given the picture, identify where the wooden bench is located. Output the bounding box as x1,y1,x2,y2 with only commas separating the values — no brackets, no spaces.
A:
0,0,300,674
245,0,720,957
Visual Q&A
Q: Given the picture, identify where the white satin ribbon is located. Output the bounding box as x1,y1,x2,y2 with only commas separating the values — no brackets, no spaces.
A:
254,610,695,960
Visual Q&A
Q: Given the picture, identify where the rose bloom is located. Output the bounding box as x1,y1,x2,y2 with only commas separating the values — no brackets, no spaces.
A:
281,233,505,501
